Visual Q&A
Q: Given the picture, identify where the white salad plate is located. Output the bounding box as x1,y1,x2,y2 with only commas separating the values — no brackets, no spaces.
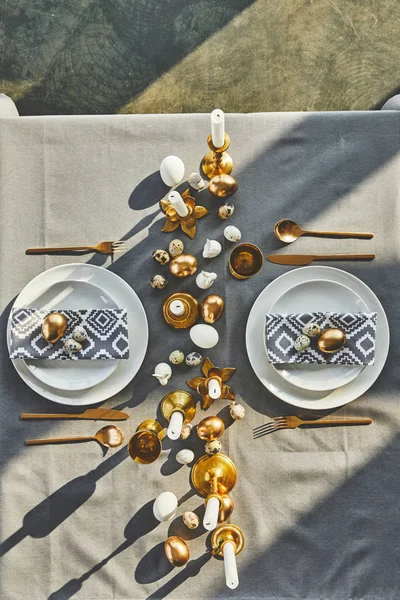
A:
246,266,389,410
7,263,148,406
268,279,368,392
24,280,120,391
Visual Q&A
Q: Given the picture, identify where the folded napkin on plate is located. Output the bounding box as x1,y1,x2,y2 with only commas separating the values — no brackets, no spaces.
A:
10,308,129,360
265,312,377,365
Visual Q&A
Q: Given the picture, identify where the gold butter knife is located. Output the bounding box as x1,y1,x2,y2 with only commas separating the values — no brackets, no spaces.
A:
20,408,129,421
266,253,376,266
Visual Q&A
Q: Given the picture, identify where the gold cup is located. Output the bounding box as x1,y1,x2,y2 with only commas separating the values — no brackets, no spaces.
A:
229,243,264,279
201,134,233,179
128,419,164,465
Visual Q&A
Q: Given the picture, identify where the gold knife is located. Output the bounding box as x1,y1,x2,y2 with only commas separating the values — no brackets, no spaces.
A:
266,253,376,266
20,408,129,421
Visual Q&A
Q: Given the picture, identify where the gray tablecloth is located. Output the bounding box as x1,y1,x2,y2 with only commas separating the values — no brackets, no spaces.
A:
1,112,400,600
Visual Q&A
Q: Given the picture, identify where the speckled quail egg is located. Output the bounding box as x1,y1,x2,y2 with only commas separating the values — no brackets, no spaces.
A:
218,203,235,220
224,225,241,242
188,172,206,191
152,249,170,265
294,334,311,352
180,423,192,440
169,350,185,365
168,239,184,257
183,511,200,529
72,326,87,343
230,402,245,420
150,274,168,289
205,439,222,455
185,352,202,366
64,338,82,354
302,322,321,338
176,449,195,465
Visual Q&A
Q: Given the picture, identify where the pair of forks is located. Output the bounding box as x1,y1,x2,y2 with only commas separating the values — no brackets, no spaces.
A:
253,416,372,439
26,240,127,255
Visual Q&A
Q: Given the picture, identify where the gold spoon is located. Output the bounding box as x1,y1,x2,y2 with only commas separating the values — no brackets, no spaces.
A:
25,425,124,448
274,219,374,244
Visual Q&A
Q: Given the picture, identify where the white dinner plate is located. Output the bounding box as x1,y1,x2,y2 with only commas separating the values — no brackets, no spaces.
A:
7,263,149,406
246,266,389,409
268,279,367,391
24,280,120,391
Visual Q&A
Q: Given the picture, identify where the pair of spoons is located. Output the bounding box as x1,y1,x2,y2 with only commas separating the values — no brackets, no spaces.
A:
274,219,374,243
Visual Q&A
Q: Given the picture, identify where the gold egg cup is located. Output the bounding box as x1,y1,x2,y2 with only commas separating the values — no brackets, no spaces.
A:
201,134,233,179
229,243,264,279
128,419,164,465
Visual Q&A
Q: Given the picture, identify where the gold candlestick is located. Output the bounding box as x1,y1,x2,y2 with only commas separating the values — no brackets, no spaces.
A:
161,390,197,424
191,453,236,523
211,524,245,557
201,134,233,179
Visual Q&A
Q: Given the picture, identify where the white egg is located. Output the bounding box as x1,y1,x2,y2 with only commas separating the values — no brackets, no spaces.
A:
153,492,178,522
189,324,219,349
176,449,195,465
160,156,185,187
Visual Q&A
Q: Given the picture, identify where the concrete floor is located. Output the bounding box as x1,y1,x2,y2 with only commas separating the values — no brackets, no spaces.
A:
1,0,400,115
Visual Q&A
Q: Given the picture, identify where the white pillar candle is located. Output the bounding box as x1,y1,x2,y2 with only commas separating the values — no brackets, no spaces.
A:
170,300,185,316
223,541,239,589
211,109,225,148
208,378,221,400
167,411,184,440
168,191,189,218
203,496,220,531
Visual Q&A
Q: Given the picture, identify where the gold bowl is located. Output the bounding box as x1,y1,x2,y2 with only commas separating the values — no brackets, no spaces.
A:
229,243,264,279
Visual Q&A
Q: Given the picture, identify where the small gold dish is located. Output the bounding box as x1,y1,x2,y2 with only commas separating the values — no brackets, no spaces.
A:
208,174,238,199
317,328,346,354
128,419,164,465
162,292,199,329
229,243,264,279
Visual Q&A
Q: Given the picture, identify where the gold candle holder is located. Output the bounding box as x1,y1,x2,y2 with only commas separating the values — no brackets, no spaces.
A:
161,390,197,424
128,419,164,465
201,134,233,179
186,357,236,409
211,523,245,557
160,189,208,239
191,453,237,497
162,292,199,329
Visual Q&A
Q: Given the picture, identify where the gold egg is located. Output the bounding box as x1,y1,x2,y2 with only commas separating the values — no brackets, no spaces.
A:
164,536,190,568
41,313,68,344
317,328,346,354
208,174,238,198
197,416,225,441
169,254,198,278
218,494,235,523
201,294,225,324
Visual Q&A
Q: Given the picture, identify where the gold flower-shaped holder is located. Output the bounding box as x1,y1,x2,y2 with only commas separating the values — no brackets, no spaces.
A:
186,357,236,409
160,188,209,239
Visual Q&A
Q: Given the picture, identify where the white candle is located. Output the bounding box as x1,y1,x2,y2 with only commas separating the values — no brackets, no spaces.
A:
167,411,184,440
211,109,225,148
208,378,221,400
170,300,185,316
168,191,189,218
223,541,239,589
203,496,220,531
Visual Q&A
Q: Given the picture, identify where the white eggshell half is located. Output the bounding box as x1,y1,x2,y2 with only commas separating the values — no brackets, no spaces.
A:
189,324,219,349
160,156,185,187
153,491,178,522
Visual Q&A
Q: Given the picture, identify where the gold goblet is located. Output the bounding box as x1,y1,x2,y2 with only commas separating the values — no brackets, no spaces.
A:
128,419,164,465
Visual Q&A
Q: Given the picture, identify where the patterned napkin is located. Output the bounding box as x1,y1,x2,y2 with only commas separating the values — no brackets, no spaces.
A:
10,308,129,360
265,312,377,365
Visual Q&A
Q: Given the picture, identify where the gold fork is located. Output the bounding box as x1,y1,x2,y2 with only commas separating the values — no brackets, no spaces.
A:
26,241,127,255
253,416,372,438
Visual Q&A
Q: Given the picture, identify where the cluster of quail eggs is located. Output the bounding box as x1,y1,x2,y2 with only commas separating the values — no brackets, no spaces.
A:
294,322,321,352
63,326,88,354
150,239,185,290
168,350,202,366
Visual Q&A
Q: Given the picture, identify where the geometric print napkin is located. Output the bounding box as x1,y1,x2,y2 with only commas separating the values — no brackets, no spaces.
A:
265,312,377,365
9,308,129,360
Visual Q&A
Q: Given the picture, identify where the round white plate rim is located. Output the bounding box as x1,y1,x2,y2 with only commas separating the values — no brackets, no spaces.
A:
7,263,149,406
267,278,367,391
246,266,389,409
24,279,120,391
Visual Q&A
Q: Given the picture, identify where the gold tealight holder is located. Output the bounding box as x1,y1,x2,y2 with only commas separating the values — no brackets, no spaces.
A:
162,292,199,329
201,134,233,179
128,419,164,465
161,390,196,424
229,243,264,279
211,524,245,557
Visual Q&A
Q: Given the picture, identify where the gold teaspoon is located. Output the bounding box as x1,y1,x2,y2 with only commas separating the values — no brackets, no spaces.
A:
274,219,374,244
25,425,124,449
